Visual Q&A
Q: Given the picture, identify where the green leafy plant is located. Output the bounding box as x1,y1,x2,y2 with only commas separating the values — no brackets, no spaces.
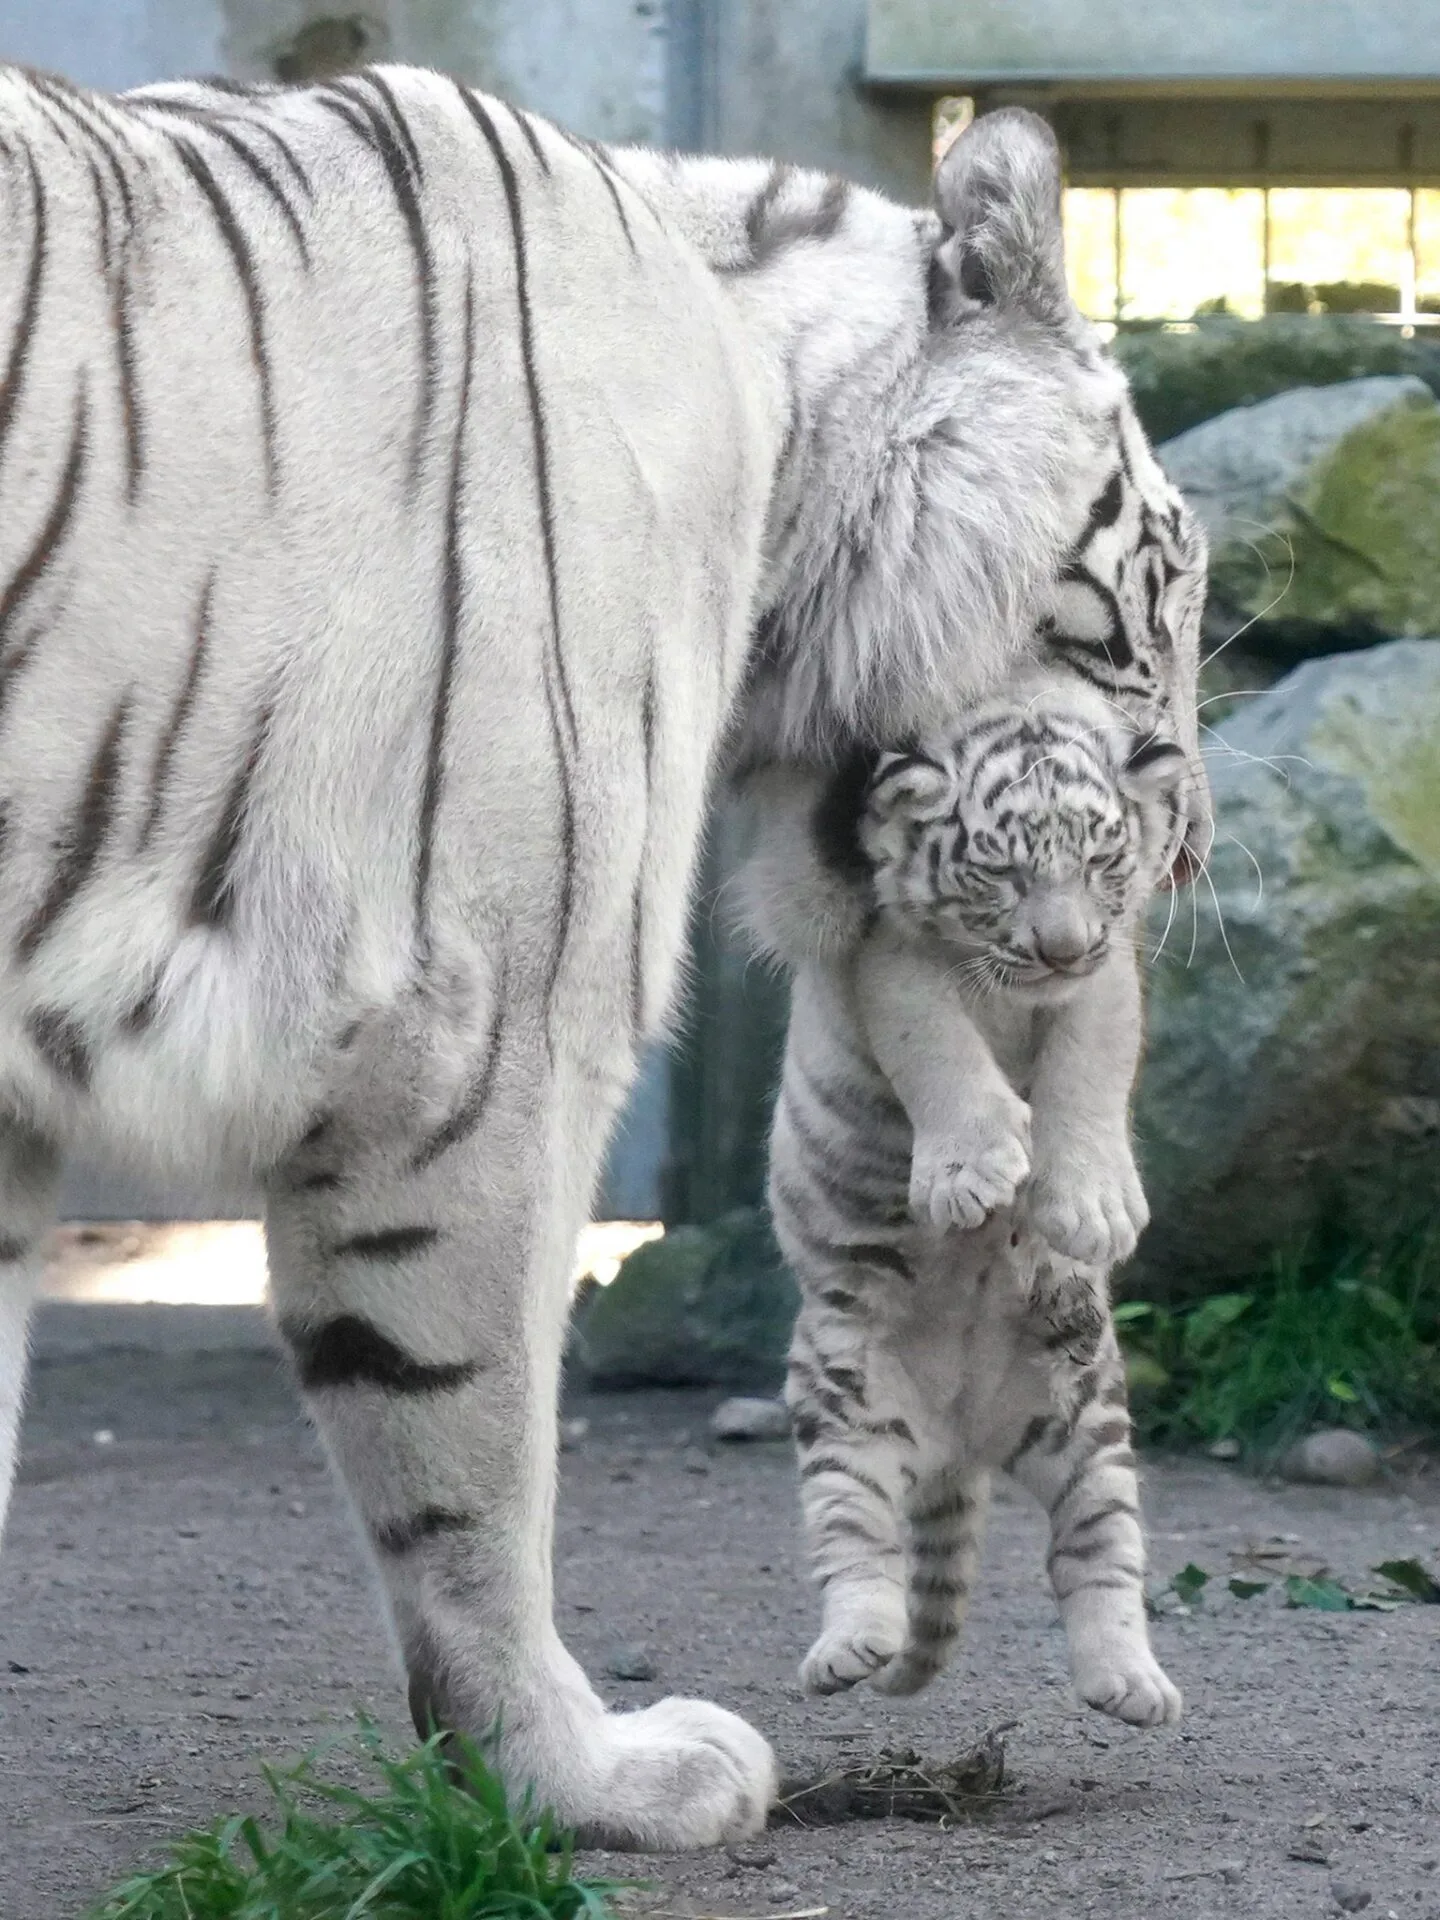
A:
86,1726,621,1920
1170,1563,1210,1607
1116,1228,1440,1453
1373,1558,1440,1603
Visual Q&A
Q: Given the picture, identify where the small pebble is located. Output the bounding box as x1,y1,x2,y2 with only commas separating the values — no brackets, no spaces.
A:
1219,1861,1246,1885
92,1429,115,1447
682,1449,710,1476
1280,1429,1381,1488
604,1645,656,1683
559,1418,589,1452
1289,1837,1331,1865
709,1396,791,1442
1207,1438,1241,1460
1332,1883,1373,1913
726,1845,777,1871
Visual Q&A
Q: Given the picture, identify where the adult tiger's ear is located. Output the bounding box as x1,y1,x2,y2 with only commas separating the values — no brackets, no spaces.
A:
1122,735,1200,890
929,107,1068,328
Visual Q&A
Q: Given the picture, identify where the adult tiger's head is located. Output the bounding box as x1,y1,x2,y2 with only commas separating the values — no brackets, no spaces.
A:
858,683,1191,996
728,108,1209,886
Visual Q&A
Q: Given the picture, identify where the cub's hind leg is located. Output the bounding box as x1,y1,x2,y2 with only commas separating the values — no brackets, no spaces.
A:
1005,1321,1180,1728
266,974,774,1850
786,1303,915,1695
0,1121,60,1548
871,1467,990,1696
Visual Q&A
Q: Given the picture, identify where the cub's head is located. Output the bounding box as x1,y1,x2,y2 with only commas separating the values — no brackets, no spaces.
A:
858,684,1188,990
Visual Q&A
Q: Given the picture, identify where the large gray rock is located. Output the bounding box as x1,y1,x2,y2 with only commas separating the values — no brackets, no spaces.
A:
570,1209,797,1390
1132,639,1440,1295
1158,378,1440,666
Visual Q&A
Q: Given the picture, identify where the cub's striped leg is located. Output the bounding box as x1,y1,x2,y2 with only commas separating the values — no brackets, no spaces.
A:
787,1308,913,1695
266,998,774,1850
0,1123,60,1547
1005,1332,1181,1728
871,1467,990,1696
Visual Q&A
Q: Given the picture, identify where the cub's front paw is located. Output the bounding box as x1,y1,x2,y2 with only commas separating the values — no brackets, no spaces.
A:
909,1095,1031,1231
1025,1140,1149,1266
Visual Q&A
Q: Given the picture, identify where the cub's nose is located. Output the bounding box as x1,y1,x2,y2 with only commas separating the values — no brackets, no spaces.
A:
1032,901,1092,972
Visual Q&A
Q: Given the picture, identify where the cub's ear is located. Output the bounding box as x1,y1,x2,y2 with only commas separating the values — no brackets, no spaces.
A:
865,749,957,823
929,107,1068,327
1121,735,1189,801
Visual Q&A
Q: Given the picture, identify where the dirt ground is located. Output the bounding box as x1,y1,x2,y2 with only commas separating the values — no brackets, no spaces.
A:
2,1306,1438,1920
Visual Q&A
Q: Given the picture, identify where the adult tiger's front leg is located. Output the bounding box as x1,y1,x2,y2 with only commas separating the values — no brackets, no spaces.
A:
265,987,775,1850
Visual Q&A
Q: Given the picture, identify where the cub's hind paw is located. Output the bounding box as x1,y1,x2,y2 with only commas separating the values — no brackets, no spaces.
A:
800,1623,901,1696
1075,1652,1182,1728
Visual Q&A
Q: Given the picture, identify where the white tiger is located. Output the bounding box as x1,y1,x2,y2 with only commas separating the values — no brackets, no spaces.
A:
756,681,1189,1717
0,66,1202,1849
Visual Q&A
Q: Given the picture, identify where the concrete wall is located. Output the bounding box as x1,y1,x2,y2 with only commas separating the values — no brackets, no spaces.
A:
672,0,929,204
0,0,665,143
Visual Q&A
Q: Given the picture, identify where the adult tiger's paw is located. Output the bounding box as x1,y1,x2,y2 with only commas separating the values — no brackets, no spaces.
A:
909,1093,1031,1231
575,1697,779,1849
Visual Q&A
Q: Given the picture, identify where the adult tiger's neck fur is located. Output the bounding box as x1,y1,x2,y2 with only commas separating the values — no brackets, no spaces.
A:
611,131,1133,764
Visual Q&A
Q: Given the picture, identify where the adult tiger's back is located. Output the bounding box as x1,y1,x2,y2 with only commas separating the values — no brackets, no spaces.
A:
0,72,1201,1850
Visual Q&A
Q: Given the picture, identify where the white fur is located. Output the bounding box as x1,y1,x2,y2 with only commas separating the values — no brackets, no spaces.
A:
0,73,1173,1845
764,684,1184,1721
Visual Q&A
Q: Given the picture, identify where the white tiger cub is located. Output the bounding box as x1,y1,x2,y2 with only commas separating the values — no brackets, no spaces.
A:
0,66,1204,1849
763,680,1187,1720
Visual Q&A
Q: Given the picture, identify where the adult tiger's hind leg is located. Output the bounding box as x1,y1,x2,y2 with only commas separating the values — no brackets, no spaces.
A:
0,1122,60,1550
265,982,775,1851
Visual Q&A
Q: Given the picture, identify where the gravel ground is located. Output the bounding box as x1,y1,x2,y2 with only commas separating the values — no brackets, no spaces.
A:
2,1308,1438,1920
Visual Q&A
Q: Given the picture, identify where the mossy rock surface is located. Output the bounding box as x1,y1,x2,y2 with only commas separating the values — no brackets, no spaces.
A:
1132,639,1440,1298
1114,315,1440,444
571,1208,798,1390
1160,377,1440,664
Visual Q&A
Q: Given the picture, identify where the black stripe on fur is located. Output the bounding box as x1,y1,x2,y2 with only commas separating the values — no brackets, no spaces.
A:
413,274,475,963
332,1225,440,1260
16,694,130,963
410,952,507,1171
189,699,272,926
0,378,88,650
169,134,278,492
0,152,47,477
140,576,213,850
282,1313,478,1393
372,1507,474,1555
458,87,578,1044
28,1007,91,1089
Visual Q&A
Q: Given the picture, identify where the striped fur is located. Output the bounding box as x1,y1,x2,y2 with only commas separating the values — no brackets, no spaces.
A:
0,74,1175,1847
767,682,1184,1721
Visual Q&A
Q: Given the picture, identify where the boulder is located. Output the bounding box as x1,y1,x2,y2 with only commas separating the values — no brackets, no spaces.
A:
710,1396,791,1441
1113,314,1440,446
1132,639,1440,1296
1279,1430,1382,1489
570,1208,798,1390
1159,377,1440,670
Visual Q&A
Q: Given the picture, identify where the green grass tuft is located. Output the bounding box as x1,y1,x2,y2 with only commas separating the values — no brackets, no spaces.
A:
86,1725,621,1920
1118,1226,1440,1456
